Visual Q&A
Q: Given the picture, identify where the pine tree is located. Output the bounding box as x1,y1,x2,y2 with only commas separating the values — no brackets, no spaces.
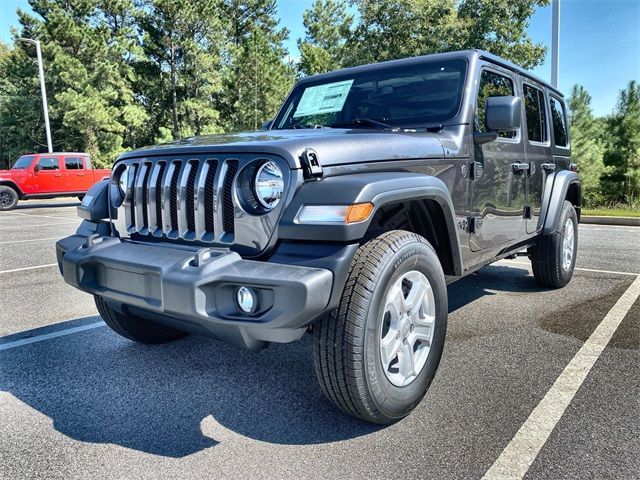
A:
567,85,607,204
219,0,294,131
602,80,640,201
298,0,353,76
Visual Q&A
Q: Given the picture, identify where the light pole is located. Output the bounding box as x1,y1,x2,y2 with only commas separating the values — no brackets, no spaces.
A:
17,38,53,153
551,0,560,87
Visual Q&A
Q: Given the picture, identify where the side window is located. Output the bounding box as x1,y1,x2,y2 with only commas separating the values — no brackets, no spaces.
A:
523,84,548,143
37,157,60,171
476,69,517,139
85,156,92,170
64,157,84,170
549,96,568,147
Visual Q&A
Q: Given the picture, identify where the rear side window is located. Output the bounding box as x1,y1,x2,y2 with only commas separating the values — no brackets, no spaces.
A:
523,84,548,143
37,157,60,170
549,96,568,147
65,157,84,170
476,69,516,139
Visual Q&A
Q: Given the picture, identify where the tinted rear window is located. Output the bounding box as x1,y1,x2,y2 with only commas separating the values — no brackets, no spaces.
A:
549,96,568,147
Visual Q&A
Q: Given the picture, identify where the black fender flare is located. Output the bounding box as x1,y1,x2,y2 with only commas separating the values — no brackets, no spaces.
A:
279,172,463,275
540,170,581,235
77,179,110,222
0,180,24,198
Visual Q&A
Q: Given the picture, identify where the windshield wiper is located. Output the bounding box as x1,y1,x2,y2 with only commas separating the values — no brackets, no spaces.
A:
289,120,329,129
330,118,394,130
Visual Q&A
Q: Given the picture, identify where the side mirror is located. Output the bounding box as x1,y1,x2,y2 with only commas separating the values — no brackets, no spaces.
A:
33,164,41,173
261,120,273,131
486,96,522,131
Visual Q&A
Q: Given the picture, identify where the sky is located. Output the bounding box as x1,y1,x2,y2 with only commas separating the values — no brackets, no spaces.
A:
1,0,639,117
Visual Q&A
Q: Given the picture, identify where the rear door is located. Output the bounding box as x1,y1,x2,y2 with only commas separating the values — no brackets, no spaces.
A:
522,82,552,234
469,65,527,252
63,155,93,191
33,155,63,193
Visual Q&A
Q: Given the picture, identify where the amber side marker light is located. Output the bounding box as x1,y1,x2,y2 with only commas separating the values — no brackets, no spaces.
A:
345,203,374,224
295,202,375,224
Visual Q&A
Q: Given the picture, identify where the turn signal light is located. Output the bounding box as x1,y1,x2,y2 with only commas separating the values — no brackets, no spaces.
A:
345,203,374,224
295,202,374,224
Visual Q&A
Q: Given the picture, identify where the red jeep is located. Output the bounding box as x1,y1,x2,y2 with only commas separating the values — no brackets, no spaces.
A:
0,152,111,211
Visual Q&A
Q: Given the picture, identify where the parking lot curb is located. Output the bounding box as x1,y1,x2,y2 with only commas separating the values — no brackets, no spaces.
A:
581,215,640,227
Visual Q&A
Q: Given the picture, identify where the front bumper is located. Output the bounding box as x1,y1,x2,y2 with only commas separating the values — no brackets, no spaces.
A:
56,235,333,349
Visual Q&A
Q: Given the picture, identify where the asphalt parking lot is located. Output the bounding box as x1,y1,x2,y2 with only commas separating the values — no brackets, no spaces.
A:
1,199,638,479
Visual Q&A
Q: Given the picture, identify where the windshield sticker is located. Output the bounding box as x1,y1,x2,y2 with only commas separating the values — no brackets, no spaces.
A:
293,79,354,118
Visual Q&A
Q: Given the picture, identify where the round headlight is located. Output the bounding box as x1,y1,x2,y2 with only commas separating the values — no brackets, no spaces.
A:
253,161,283,210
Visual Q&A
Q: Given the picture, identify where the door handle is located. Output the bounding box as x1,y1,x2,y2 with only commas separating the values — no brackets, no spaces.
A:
511,162,530,175
54,173,62,177
541,163,556,173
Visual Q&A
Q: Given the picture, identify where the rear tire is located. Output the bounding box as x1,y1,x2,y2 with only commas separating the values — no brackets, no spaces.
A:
0,186,18,211
529,200,578,288
313,230,448,424
95,295,188,344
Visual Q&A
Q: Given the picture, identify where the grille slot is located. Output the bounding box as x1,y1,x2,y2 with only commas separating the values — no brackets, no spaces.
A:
154,162,166,232
185,160,198,232
203,160,218,234
141,163,152,229
223,160,238,234
169,161,182,231
128,163,139,228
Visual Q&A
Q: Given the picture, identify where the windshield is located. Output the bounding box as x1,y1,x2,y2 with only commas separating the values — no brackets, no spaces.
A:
274,59,467,130
11,155,35,170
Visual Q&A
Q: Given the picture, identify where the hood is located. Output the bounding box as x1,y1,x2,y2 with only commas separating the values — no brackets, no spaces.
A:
0,169,20,178
118,129,447,169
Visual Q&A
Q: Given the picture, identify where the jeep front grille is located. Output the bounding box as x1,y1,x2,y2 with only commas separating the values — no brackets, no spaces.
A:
120,157,239,243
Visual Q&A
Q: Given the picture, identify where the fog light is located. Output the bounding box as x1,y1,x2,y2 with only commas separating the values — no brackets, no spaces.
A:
236,286,257,314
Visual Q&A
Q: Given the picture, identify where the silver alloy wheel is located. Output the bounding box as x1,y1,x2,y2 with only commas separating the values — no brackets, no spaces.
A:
379,270,436,387
562,218,575,271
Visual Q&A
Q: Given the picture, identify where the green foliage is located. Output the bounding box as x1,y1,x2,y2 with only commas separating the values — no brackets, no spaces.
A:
0,0,635,214
601,80,640,201
298,0,353,76
299,0,549,75
567,84,607,205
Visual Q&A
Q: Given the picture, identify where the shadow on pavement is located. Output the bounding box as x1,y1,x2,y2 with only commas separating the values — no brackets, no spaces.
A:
0,263,541,458
448,263,549,313
0,318,379,458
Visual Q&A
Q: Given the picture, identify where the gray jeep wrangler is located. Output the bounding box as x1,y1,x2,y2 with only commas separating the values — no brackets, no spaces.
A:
57,50,580,424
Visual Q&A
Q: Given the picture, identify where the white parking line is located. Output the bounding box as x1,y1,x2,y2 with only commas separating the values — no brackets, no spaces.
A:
0,263,58,275
499,259,639,277
0,237,61,245
483,274,640,479
0,321,105,352
3,211,78,221
0,222,77,230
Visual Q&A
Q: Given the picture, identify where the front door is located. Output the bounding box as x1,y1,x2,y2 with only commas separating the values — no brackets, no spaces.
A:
469,66,527,252
522,82,552,234
33,156,63,193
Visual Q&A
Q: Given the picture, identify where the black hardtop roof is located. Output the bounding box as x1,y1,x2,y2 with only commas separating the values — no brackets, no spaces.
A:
299,49,563,98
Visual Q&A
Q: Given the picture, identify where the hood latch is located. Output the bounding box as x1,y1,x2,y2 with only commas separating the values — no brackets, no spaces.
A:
300,148,323,180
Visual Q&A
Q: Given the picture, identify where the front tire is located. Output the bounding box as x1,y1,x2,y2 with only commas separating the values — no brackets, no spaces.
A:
313,230,448,424
0,186,19,211
529,200,578,288
95,295,188,344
